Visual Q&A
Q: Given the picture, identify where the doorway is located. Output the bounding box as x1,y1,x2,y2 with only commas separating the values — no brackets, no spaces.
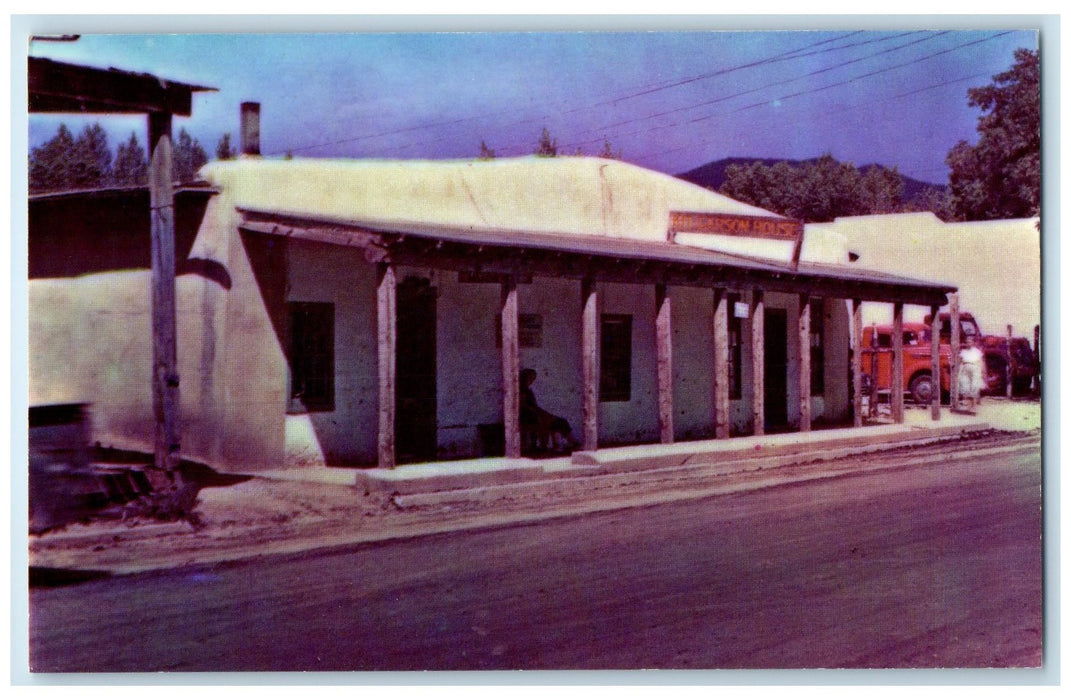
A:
396,277,437,463
764,308,789,430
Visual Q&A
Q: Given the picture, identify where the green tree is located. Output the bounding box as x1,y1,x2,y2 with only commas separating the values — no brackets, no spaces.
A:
29,123,77,193
859,165,905,215
946,48,1040,221
215,133,236,160
173,128,208,183
719,155,904,223
598,138,621,160
29,122,118,193
113,131,148,187
899,185,956,221
534,127,558,157
70,123,113,189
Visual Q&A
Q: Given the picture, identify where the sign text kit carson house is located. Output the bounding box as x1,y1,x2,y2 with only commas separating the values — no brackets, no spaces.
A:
31,156,953,472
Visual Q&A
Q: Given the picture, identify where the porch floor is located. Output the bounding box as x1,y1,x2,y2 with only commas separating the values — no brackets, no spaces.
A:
258,397,1039,495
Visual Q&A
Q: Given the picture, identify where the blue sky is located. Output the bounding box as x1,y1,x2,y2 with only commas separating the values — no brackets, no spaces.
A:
25,27,1037,183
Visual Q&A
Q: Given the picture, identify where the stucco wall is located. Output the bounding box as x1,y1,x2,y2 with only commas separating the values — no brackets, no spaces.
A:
201,157,780,245
27,270,241,467
814,213,1040,337
283,240,379,466
435,271,506,458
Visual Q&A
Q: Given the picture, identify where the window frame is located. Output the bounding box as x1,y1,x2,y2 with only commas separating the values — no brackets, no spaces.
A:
286,301,336,414
600,313,633,402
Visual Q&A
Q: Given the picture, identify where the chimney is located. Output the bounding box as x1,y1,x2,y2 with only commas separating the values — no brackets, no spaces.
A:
240,102,261,156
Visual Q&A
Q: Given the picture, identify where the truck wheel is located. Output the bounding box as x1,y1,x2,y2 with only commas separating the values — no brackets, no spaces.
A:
984,356,1007,395
909,373,934,404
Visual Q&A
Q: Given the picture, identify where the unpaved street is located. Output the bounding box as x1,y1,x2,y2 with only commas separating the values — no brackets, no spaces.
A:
29,437,1042,671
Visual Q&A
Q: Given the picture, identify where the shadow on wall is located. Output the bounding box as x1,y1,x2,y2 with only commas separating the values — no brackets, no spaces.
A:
29,188,212,280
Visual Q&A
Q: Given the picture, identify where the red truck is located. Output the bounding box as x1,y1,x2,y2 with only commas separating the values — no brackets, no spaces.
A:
860,312,1038,404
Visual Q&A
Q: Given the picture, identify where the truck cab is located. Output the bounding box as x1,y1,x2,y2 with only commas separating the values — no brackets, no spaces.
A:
860,313,979,405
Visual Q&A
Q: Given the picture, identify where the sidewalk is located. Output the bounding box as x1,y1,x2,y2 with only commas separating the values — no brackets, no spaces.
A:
28,399,1039,578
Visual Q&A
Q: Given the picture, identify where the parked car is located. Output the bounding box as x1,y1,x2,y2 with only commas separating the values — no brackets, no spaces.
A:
980,335,1039,395
860,311,1037,403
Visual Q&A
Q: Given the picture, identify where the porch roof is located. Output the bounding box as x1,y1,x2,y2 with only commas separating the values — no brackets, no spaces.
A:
238,207,955,306
28,56,216,116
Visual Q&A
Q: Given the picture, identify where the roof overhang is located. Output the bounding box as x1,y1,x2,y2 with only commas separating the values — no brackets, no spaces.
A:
237,208,955,307
28,57,216,115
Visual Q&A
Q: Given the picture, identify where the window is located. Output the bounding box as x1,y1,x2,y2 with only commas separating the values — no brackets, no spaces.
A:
286,302,335,413
727,293,743,400
600,314,632,402
810,298,825,396
495,313,543,348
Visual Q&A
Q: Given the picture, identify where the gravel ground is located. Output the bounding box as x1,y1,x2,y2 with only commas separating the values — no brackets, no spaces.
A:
27,397,1042,578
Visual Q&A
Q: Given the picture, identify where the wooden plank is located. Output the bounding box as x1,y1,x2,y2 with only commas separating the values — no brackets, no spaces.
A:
28,57,207,116
581,278,599,451
377,263,397,468
655,284,674,444
751,290,765,436
1006,324,1015,399
892,302,905,423
798,295,812,432
931,304,941,420
868,323,880,417
1034,324,1041,393
501,277,521,458
713,289,730,439
950,294,961,409
148,111,180,474
852,298,863,427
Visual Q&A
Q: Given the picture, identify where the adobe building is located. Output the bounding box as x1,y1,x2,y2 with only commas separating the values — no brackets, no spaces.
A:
808,212,1041,338
29,155,954,473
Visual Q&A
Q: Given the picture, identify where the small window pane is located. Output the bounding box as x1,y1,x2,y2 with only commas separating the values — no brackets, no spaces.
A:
287,302,335,413
600,315,632,402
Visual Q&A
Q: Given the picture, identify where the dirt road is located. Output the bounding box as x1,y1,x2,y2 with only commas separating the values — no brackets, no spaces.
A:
28,436,1042,671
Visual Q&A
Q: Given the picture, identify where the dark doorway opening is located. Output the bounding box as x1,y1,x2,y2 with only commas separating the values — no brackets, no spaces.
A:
396,277,438,463
764,308,789,430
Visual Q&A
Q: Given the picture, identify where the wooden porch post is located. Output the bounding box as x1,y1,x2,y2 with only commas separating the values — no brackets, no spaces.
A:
713,288,730,439
376,263,397,468
1033,323,1041,394
148,111,180,474
655,283,674,444
751,290,765,436
1006,324,1015,399
891,302,905,423
930,304,942,420
950,294,961,409
798,294,812,432
501,276,521,458
581,278,600,451
852,298,863,428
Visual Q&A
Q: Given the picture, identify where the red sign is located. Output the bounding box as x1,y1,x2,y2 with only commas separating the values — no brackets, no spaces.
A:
669,211,803,241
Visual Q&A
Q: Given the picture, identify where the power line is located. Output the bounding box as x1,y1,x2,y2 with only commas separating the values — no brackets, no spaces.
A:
271,31,919,158
626,70,993,171
558,32,950,149
624,33,1013,165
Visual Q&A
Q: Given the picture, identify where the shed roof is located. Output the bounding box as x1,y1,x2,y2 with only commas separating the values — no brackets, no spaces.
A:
238,206,955,306
28,56,216,115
